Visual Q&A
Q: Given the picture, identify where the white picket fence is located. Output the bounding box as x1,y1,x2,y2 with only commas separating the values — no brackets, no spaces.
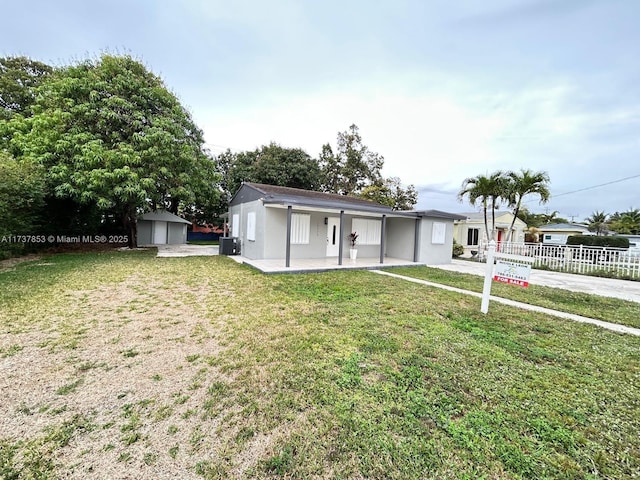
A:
476,241,640,280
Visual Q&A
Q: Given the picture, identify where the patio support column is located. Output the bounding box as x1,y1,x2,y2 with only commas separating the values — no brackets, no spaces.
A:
380,215,386,264
285,205,292,268
413,217,421,262
338,210,344,265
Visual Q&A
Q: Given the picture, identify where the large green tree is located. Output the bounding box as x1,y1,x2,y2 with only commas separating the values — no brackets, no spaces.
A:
0,56,53,120
504,169,551,241
218,143,322,201
360,177,417,210
0,152,46,258
3,54,219,247
319,124,383,195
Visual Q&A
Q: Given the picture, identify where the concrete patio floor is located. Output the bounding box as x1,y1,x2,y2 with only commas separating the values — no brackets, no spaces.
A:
154,245,423,273
227,255,425,274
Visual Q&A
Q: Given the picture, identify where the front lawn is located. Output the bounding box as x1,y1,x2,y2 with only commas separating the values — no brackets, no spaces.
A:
0,252,638,479
389,266,640,330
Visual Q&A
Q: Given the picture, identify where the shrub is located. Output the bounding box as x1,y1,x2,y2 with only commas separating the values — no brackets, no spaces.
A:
566,235,629,248
452,239,464,258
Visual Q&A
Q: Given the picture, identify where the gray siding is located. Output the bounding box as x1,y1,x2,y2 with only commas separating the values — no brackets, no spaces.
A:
138,219,187,245
167,223,187,244
419,218,455,264
265,209,331,260
227,199,455,265
137,221,152,246
385,217,417,261
237,200,265,259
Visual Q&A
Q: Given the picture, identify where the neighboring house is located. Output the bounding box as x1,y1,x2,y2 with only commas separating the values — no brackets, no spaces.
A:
227,182,464,268
614,234,640,252
537,223,592,245
137,211,191,245
453,211,527,256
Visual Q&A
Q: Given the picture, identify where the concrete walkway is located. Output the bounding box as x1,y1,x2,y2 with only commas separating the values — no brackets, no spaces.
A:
374,270,640,337
155,244,219,257
433,259,640,303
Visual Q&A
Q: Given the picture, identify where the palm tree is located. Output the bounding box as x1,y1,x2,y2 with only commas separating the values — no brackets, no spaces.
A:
540,210,568,225
487,170,508,241
585,211,609,236
504,169,550,241
458,171,507,242
609,208,640,235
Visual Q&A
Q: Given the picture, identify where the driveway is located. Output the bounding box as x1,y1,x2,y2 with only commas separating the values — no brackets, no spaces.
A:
155,244,219,257
431,259,640,303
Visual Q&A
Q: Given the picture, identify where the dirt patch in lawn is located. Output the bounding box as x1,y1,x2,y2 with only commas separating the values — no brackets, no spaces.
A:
0,271,250,479
0,253,41,272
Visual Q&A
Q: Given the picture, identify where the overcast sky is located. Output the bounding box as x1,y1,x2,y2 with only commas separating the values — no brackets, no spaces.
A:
2,0,638,219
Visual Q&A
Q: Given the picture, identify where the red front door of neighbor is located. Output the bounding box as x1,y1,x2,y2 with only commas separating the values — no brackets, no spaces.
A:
497,230,503,251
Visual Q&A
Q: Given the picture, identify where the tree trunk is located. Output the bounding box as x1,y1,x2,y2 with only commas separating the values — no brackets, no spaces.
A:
169,197,180,214
491,197,498,241
482,200,490,244
122,205,138,248
506,200,522,242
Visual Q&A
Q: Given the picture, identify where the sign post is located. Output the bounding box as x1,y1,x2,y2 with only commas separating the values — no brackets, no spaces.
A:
480,241,496,314
481,240,535,314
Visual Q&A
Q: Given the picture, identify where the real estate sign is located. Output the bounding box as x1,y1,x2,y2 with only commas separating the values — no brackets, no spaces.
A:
493,260,531,287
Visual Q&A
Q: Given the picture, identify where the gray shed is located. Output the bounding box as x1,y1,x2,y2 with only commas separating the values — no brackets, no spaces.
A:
137,211,191,246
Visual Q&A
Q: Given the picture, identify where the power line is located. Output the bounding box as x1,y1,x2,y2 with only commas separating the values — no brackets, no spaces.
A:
552,173,640,198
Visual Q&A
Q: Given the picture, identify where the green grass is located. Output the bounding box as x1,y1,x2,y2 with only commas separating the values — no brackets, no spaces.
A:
187,240,219,245
0,251,638,478
388,266,640,329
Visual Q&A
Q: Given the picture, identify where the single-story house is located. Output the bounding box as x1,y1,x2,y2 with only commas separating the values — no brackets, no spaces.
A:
138,211,191,245
618,234,640,248
537,223,592,245
453,211,527,256
617,234,640,254
226,182,465,268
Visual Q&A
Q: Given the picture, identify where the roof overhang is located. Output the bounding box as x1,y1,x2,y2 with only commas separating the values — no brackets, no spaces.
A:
262,201,415,219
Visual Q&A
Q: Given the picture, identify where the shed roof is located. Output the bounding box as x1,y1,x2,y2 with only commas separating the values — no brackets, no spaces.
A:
139,211,191,225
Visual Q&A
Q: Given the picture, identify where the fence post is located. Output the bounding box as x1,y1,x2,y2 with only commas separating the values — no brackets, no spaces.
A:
481,240,496,314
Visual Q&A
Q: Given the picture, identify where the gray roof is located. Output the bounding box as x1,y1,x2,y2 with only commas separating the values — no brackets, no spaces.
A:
139,210,191,224
415,209,467,220
231,183,465,219
540,223,589,231
235,183,398,214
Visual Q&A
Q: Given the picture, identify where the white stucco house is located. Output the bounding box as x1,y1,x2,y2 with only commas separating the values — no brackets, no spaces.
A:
453,211,527,256
226,183,465,269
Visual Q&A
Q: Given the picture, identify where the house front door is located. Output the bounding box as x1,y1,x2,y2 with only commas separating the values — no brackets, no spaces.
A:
326,217,340,257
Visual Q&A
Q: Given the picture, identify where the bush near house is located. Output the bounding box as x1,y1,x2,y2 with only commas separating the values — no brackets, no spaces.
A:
452,239,464,258
567,236,629,248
